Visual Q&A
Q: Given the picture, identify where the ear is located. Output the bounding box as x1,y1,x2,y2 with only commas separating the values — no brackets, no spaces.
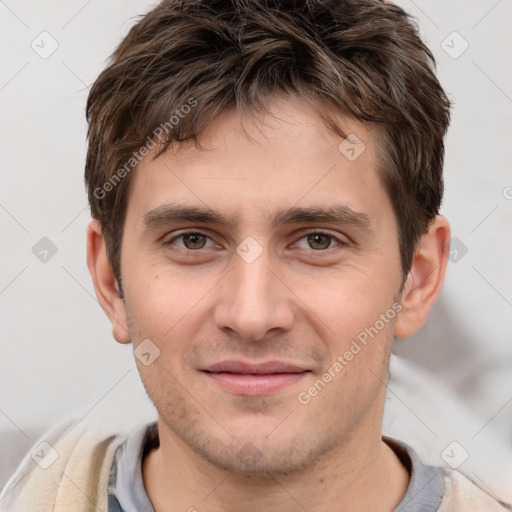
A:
394,215,451,338
86,220,131,344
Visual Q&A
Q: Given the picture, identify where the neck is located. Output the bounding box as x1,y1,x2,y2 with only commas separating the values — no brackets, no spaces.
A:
142,418,410,512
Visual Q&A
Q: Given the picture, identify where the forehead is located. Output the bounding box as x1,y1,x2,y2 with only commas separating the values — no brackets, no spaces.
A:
125,96,392,231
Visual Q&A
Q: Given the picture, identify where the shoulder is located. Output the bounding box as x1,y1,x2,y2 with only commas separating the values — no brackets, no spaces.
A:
0,415,137,512
438,467,512,511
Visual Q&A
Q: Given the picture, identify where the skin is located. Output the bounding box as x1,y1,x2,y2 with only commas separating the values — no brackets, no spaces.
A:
87,95,450,512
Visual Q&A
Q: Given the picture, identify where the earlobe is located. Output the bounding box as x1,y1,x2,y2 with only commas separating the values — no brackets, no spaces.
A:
394,216,451,338
86,220,131,344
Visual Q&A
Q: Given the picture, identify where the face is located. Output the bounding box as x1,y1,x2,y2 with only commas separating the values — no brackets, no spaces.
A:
119,96,404,475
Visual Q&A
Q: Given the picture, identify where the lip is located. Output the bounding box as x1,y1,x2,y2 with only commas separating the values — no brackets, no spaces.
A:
204,360,308,374
201,360,310,396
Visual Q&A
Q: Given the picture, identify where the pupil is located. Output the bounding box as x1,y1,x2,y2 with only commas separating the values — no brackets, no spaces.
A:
184,233,205,249
308,233,330,250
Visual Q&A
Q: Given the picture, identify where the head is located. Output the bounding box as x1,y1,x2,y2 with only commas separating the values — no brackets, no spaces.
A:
86,0,451,475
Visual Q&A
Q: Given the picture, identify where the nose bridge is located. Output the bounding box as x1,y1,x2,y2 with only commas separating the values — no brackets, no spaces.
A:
214,241,293,341
234,250,272,309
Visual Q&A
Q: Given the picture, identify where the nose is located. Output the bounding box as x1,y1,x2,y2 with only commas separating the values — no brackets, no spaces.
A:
213,245,294,342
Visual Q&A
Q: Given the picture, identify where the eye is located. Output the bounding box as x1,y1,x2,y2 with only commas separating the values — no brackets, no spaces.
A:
165,231,217,250
294,231,344,251
164,229,345,253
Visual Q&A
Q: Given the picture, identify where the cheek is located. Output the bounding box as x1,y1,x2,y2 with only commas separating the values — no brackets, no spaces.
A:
124,265,223,384
297,272,400,397
299,263,400,336
125,262,210,334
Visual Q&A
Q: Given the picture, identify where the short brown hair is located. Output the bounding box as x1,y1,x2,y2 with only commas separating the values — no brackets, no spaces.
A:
85,0,451,285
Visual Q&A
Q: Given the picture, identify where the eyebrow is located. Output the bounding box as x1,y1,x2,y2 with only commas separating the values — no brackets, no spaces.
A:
142,204,372,232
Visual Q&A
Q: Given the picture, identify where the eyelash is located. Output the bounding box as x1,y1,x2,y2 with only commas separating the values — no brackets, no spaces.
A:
164,229,346,253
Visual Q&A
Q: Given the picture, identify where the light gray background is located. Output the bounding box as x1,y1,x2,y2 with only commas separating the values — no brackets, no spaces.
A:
1,0,511,498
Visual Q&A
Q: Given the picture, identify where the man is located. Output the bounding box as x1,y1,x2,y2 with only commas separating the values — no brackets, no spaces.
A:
1,0,510,510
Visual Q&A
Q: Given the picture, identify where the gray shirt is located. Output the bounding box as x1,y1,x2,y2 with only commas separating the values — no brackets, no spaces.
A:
107,421,444,511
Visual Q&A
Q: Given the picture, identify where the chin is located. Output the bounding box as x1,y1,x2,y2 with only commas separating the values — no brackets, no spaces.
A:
184,427,329,477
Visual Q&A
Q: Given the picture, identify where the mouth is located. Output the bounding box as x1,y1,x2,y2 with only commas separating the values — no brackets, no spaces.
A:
201,360,311,396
